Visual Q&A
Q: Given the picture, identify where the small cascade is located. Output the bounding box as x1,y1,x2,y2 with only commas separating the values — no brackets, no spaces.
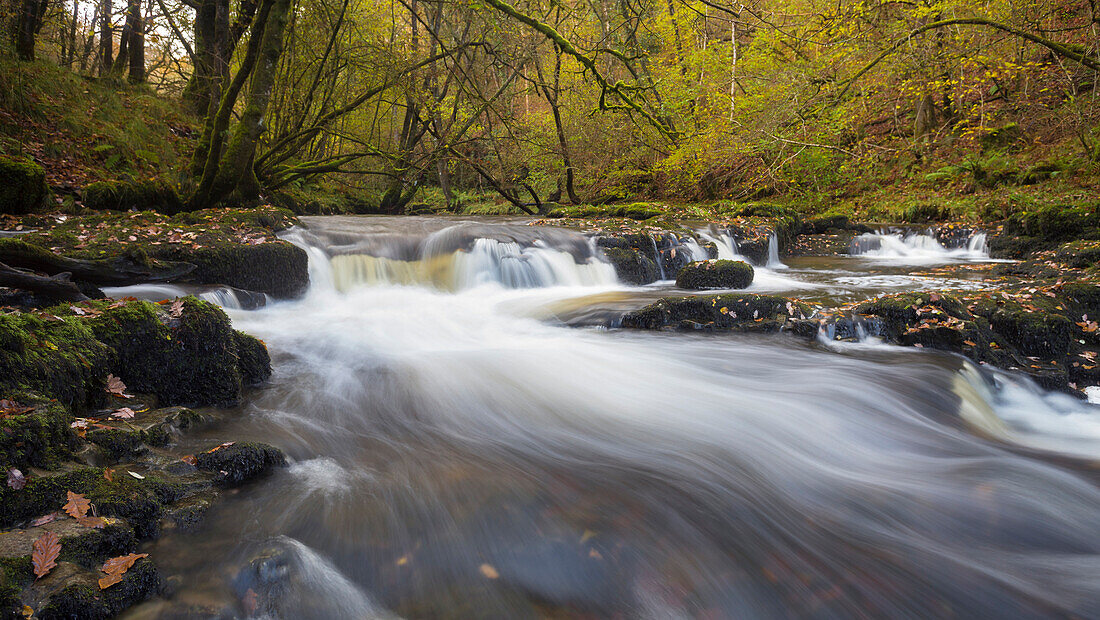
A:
307,223,618,292
100,284,268,310
649,234,667,280
766,234,787,269
696,228,741,261
849,228,991,262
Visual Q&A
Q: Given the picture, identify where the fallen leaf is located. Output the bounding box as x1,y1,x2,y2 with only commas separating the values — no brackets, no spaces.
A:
478,563,499,579
205,442,235,454
169,299,184,318
128,471,145,480
32,531,61,579
98,553,148,589
63,491,91,519
7,468,26,490
103,468,114,482
30,512,60,527
0,399,34,417
76,516,106,528
180,455,197,466
105,375,132,398
110,408,136,419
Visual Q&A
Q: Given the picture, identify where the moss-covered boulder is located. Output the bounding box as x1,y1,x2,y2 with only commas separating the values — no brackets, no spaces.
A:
15,207,309,298
195,442,286,488
88,297,270,407
82,179,185,216
990,203,1100,258
32,558,161,620
621,293,813,332
0,399,79,472
602,247,659,285
0,156,47,215
0,313,112,411
0,467,176,538
0,518,137,571
676,260,753,290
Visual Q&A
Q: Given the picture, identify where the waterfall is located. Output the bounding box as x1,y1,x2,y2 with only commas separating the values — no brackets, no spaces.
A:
849,229,991,262
766,233,787,269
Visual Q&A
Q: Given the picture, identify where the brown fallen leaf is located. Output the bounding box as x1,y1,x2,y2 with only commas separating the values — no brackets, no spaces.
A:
7,468,26,490
180,455,197,466
205,442,235,454
103,468,114,482
30,512,60,527
169,299,185,319
98,553,149,589
110,407,136,419
32,531,61,579
76,516,107,529
0,399,34,417
105,375,133,399
63,491,91,519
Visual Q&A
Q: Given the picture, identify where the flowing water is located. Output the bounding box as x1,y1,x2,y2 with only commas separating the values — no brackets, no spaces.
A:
123,216,1100,619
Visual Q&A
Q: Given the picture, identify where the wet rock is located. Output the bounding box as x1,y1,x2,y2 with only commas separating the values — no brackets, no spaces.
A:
89,297,271,407
156,240,309,299
30,558,162,620
799,214,872,235
601,247,658,285
86,428,146,463
0,156,47,214
675,260,753,290
165,492,216,533
622,294,813,332
0,467,171,538
0,517,137,570
788,232,857,257
195,443,287,488
0,399,80,472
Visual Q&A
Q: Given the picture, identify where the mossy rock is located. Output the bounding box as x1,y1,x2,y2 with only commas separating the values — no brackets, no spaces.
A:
0,156,47,215
1003,204,1100,246
151,240,308,299
195,442,286,488
82,179,185,216
0,518,137,570
234,332,272,386
0,468,172,538
86,428,145,463
602,247,658,285
675,260,753,290
88,297,268,407
0,398,79,472
33,558,161,620
0,312,112,412
622,293,812,331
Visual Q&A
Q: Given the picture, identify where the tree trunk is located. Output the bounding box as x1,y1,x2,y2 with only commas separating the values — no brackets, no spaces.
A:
127,0,144,82
14,0,49,61
99,0,113,76
66,0,79,67
192,0,293,207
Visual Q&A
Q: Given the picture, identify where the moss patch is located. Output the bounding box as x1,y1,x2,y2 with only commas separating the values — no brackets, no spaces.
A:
676,260,754,290
82,179,184,215
0,156,47,214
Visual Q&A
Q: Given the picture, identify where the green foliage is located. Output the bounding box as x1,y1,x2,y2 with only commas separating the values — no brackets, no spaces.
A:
82,179,185,215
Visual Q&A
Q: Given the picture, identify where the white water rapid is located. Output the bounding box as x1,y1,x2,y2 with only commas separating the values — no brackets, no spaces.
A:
135,217,1100,619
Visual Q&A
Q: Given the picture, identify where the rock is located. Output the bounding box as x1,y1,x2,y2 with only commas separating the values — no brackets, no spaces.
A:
675,260,753,290
0,516,137,570
621,293,813,332
0,310,113,411
154,240,309,299
89,297,272,407
82,179,185,216
0,399,79,472
0,467,175,539
31,558,162,620
0,156,47,214
195,442,287,488
601,247,658,285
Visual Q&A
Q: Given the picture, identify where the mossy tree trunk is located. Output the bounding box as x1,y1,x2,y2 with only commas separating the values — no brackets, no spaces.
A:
13,0,50,61
98,0,113,76
189,0,292,209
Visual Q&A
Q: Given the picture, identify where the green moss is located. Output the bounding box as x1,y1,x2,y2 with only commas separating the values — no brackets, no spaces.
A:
234,332,272,386
675,260,754,290
0,468,170,539
36,559,161,620
0,312,111,411
547,203,665,221
82,179,184,215
59,523,138,569
0,155,47,214
602,247,659,285
86,428,144,463
152,241,308,298
195,442,287,488
88,297,249,407
622,293,812,331
0,557,31,618
0,398,78,471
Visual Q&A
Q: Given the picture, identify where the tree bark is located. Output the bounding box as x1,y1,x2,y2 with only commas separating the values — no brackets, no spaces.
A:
0,240,197,285
14,0,50,61
99,0,113,76
0,263,89,303
127,0,144,82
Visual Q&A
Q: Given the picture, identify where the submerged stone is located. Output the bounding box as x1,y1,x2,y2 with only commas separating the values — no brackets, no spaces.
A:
195,442,287,488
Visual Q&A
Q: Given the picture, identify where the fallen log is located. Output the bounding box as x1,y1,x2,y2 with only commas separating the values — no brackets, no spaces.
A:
0,262,89,302
0,239,196,285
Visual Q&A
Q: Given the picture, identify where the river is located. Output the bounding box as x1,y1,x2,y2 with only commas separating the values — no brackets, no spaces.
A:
124,216,1100,619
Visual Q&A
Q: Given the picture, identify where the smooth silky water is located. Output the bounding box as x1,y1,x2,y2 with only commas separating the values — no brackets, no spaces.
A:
123,217,1100,619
